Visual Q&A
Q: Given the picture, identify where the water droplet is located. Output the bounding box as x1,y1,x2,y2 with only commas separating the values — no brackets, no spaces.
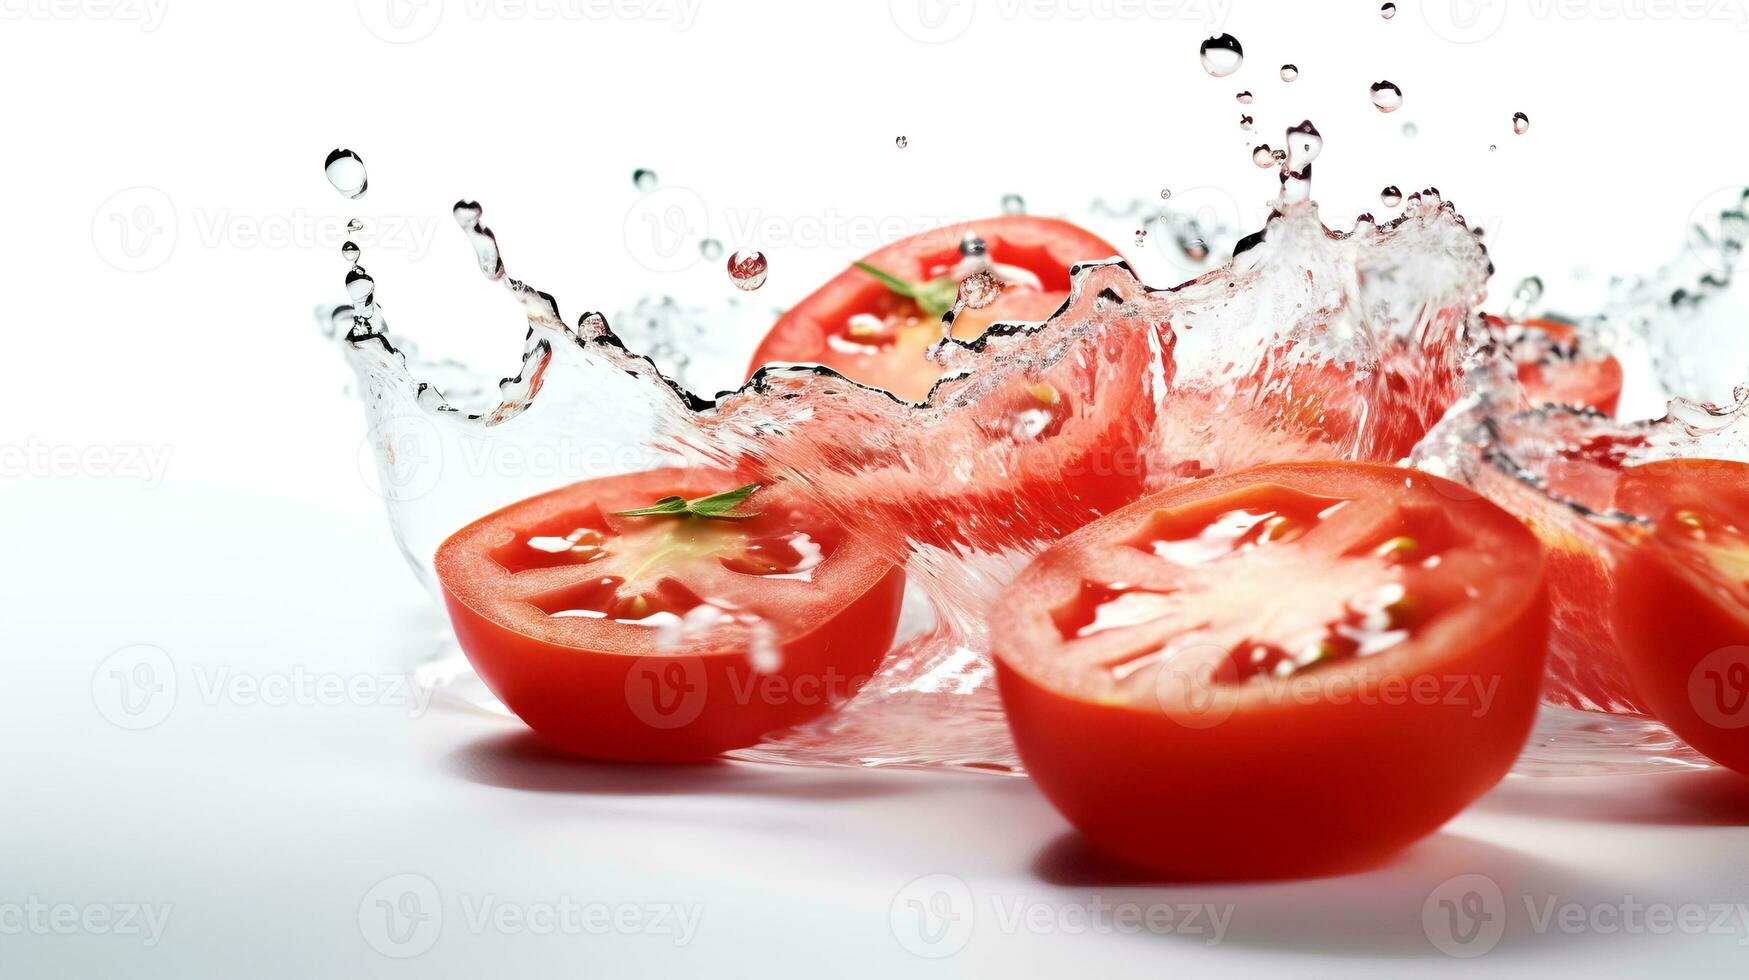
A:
1512,111,1530,135
346,218,364,235
894,135,908,149
1240,114,1254,131
1370,80,1403,113
1402,121,1419,138
1236,90,1253,104
1506,276,1544,320
340,241,360,264
1286,120,1323,169
1489,144,1498,152
1380,185,1403,208
1160,188,1172,200
632,168,658,192
452,201,506,281
727,249,769,291
1181,237,1210,262
1134,228,1148,247
1199,34,1244,77
959,232,987,258
1272,148,1288,163
1380,2,1396,18
959,270,1001,309
1252,145,1276,168
1001,193,1026,214
345,267,375,305
324,149,368,200
1280,64,1298,82
699,238,723,261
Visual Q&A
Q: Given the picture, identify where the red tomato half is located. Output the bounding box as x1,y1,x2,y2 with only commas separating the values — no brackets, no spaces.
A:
435,469,905,761
747,216,1120,402
1488,315,1623,415
991,462,1548,879
1614,458,1749,774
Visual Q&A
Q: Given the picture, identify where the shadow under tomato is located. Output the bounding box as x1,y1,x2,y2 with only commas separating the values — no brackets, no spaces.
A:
1030,829,1618,958
1473,769,1749,826
446,729,929,802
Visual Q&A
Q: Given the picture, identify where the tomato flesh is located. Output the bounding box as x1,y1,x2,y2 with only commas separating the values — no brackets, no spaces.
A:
991,462,1548,879
1613,458,1749,774
435,469,905,761
1488,315,1624,415
748,216,1119,403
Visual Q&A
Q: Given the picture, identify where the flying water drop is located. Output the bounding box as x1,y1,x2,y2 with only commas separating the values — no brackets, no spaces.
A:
699,238,723,261
1513,112,1530,135
1236,91,1253,104
1001,193,1026,214
728,249,769,291
894,135,908,149
1199,34,1243,77
1280,64,1298,82
1252,145,1275,168
1381,2,1396,18
324,149,368,200
1380,185,1403,208
340,241,360,264
1402,121,1419,138
1505,276,1544,320
632,168,658,192
1370,81,1403,113
1240,114,1254,131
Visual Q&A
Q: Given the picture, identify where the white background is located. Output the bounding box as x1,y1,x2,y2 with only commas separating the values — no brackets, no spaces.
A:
6,0,1749,975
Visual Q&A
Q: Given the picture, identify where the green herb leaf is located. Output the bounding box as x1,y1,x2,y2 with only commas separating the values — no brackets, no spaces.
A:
614,483,762,520
854,262,958,320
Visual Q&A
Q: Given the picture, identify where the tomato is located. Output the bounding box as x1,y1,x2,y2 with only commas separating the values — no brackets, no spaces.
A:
747,216,1120,403
1613,458,1749,774
1487,315,1623,415
989,462,1548,879
435,469,905,761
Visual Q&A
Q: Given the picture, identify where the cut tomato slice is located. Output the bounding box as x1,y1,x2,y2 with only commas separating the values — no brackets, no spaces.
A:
1613,458,1749,774
747,215,1120,402
990,462,1548,879
1487,314,1623,415
435,469,905,761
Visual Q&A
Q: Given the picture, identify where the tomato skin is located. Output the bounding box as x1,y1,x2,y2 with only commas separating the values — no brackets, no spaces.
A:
441,565,904,761
1613,459,1749,774
435,469,906,762
1615,549,1749,774
991,462,1549,879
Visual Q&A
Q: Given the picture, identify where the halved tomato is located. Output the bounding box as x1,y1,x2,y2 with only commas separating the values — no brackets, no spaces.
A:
990,462,1548,879
1487,314,1623,415
435,469,905,761
1614,458,1749,774
747,216,1120,402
